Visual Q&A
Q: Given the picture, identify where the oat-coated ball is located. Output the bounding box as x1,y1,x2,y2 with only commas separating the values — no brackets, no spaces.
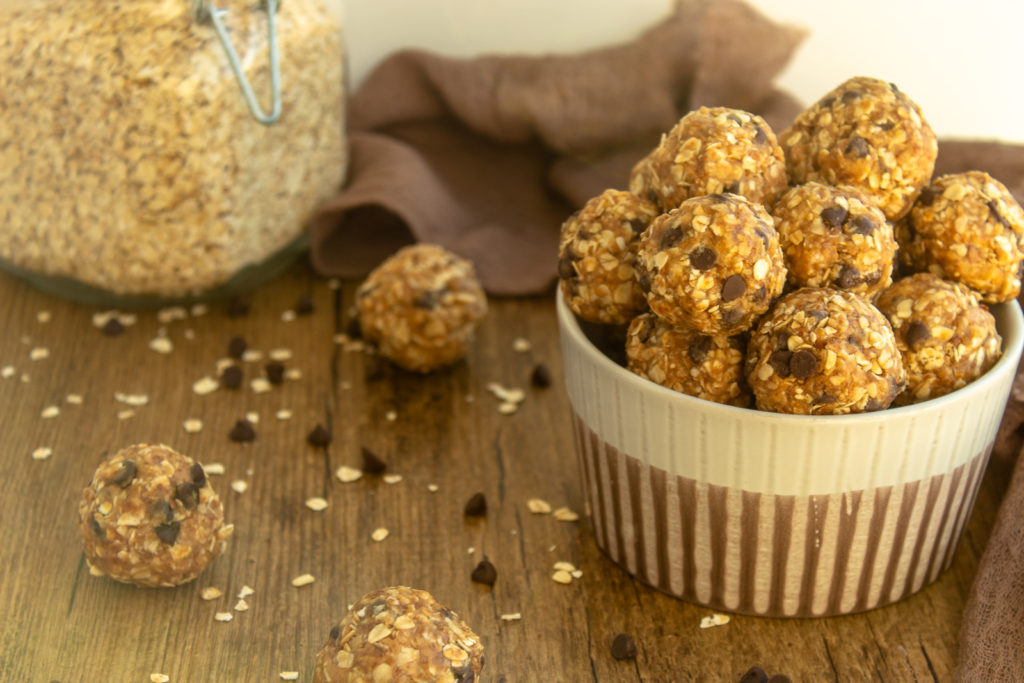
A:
357,244,488,372
313,586,484,683
635,193,787,336
896,171,1024,303
876,273,1001,406
746,287,906,414
781,76,937,221
772,182,896,300
625,313,751,407
78,443,233,587
558,189,660,324
629,106,788,212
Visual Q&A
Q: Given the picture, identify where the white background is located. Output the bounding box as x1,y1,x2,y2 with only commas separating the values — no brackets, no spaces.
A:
326,0,1024,143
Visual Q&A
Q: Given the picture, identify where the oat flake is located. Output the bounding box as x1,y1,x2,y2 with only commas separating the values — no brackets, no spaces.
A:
291,573,315,587
305,497,329,511
36,310,51,323
269,348,293,362
241,349,263,363
190,303,209,317
275,409,293,420
183,418,203,433
497,401,518,415
114,391,149,406
40,405,60,419
149,336,174,354
200,587,222,601
500,613,522,621
157,306,188,324
245,411,260,424
238,585,255,598
31,447,52,461
29,347,49,361
250,377,271,393
527,498,552,514
281,310,297,322
204,462,226,475
285,368,302,381
214,612,234,622
385,409,398,422
231,480,248,494
382,474,403,485
234,599,249,612
699,613,730,629
65,393,83,404
551,570,573,585
427,483,439,493
335,466,363,483
279,673,299,681
150,674,170,683
1,366,14,379
371,528,389,542
192,376,219,395
554,507,580,522
512,337,532,352
117,409,135,420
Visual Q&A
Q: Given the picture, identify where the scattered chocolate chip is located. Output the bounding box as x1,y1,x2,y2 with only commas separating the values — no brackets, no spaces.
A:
175,481,199,509
530,363,552,388
464,492,487,517
789,349,819,379
346,313,362,340
470,558,497,586
739,666,768,683
558,254,576,280
904,320,931,346
659,226,684,249
329,625,341,641
753,125,768,145
226,296,250,317
876,121,895,131
151,499,174,522
847,215,876,235
110,460,137,487
635,267,652,293
89,515,103,536
690,246,717,271
687,335,713,364
610,633,638,661
307,424,332,447
229,420,255,442
227,335,247,359
721,274,747,302
845,135,870,158
841,88,862,103
721,307,747,330
295,293,314,315
988,200,1012,229
813,393,837,405
265,362,286,384
413,290,443,310
835,265,861,289
191,462,206,487
221,364,243,390
819,96,836,109
769,350,792,378
820,205,848,229
101,317,124,336
917,186,936,207
724,182,740,194
361,446,387,474
627,218,647,234
155,521,181,545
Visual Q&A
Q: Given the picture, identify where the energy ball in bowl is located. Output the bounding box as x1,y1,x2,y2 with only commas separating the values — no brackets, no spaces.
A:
781,76,937,221
876,273,1002,406
558,189,660,324
636,193,787,336
746,287,906,414
629,106,788,212
78,443,233,587
357,244,488,373
313,586,484,683
625,313,751,407
772,182,896,300
896,171,1024,303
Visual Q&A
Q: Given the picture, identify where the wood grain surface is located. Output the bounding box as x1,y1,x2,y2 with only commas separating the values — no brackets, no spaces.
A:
0,262,1013,682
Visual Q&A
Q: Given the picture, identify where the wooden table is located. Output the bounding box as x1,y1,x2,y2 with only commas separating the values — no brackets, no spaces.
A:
0,261,1014,682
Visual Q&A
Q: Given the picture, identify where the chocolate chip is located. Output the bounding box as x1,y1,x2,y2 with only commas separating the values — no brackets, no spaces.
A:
904,320,931,346
789,349,819,379
740,667,768,683
845,136,870,158
295,293,314,315
724,182,740,194
221,364,243,390
877,121,895,131
101,317,124,336
155,521,180,545
847,215,876,235
558,254,576,281
110,460,136,488
530,363,552,388
819,96,836,109
635,267,652,293
917,186,936,207
89,515,103,536
414,289,443,310
229,420,255,442
329,625,341,641
687,335,713,364
865,397,885,411
753,125,768,145
307,424,331,447
346,313,363,340
151,499,174,522
721,274,747,302
265,362,286,384
191,462,207,487
813,393,836,406
835,265,861,289
690,246,717,271
470,557,497,586
769,350,792,378
988,200,1012,229
464,492,487,517
227,335,247,359
841,89,862,103
226,296,250,317
820,205,848,229
610,633,638,660
721,308,746,329
659,226,684,249
175,481,199,509
627,218,647,234
361,446,387,474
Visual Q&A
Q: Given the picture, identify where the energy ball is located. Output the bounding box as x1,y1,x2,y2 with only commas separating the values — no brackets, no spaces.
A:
626,313,751,407
772,182,896,300
876,273,1001,406
781,76,937,221
746,287,906,414
896,171,1024,303
558,189,660,324
629,106,788,212
78,443,233,587
357,244,488,373
635,193,787,336
313,586,484,683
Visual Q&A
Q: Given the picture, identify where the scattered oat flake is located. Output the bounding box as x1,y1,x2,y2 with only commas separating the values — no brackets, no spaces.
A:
427,483,439,493
150,674,170,683
385,409,397,422
32,447,52,461
291,573,315,587
36,310,51,323
305,497,329,511
512,337,532,352
497,402,518,415
486,382,525,404
281,310,297,322
157,306,188,324
238,585,255,598
551,570,573,585
571,569,583,579
527,498,552,514
269,348,293,362
245,411,260,424
200,587,222,601
553,561,577,573
117,409,135,420
214,612,234,622
183,418,203,433
335,466,363,483
204,462,226,475
699,613,730,629
285,368,302,381
250,377,271,393
1,366,14,379
192,376,219,395
276,409,293,421
343,340,364,352
383,474,403,485
371,528,389,542
234,599,249,612
280,672,299,681
29,347,49,361
65,393,83,404
20,374,29,383
231,480,248,494
500,613,522,621
114,391,149,406
149,336,174,354
241,349,263,363
40,405,60,419
554,507,580,522
183,329,196,340
190,303,209,317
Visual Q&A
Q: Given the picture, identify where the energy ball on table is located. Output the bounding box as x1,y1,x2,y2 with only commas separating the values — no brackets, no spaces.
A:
772,182,896,300
746,287,906,414
876,273,1001,406
781,76,937,221
626,313,751,407
313,586,484,683
896,171,1024,303
78,443,233,587
629,106,788,212
357,244,488,373
635,193,787,336
558,189,660,324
